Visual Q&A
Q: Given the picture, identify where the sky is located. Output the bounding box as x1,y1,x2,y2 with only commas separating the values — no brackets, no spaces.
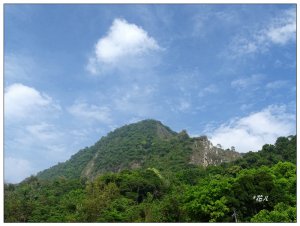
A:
4,4,296,183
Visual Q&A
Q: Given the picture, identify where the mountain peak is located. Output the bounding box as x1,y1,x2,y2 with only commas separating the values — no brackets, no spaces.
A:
109,119,176,140
37,119,241,181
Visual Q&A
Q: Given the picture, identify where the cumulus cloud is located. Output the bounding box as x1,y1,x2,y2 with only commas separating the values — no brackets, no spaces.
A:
208,105,295,152
4,83,60,122
227,8,295,57
68,101,112,123
87,18,161,74
95,18,160,63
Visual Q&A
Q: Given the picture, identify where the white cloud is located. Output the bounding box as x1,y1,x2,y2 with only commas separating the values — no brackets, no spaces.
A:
208,105,295,152
231,74,265,90
5,157,34,183
6,121,69,166
95,18,160,63
192,8,240,38
178,99,191,112
227,8,295,57
199,84,218,97
264,8,296,45
4,83,67,183
12,125,67,158
26,123,62,143
68,101,112,123
128,116,144,124
4,83,60,122
5,54,35,83
266,80,289,90
229,36,258,56
87,18,161,74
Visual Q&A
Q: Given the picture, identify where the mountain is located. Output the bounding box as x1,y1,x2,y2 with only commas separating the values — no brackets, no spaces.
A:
37,119,241,180
5,131,296,223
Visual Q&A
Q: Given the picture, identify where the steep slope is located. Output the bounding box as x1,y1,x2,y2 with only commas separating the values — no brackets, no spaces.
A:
37,119,241,180
189,136,241,167
81,119,178,179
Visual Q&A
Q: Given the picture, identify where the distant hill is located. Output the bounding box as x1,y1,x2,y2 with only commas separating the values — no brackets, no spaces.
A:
36,119,241,180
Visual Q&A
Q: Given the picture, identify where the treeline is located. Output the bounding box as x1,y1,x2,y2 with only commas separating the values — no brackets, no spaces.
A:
4,135,296,222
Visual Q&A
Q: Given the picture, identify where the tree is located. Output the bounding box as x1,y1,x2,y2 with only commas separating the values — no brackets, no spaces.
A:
79,180,120,222
182,175,233,222
251,203,296,222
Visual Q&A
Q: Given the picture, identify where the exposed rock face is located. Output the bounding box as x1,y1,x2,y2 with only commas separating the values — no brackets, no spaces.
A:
81,152,98,178
189,136,241,167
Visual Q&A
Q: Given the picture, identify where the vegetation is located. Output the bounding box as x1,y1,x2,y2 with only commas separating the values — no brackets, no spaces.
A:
4,133,296,222
37,120,240,181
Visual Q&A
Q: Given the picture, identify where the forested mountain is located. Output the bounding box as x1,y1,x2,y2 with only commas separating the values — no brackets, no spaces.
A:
36,119,241,180
4,120,296,223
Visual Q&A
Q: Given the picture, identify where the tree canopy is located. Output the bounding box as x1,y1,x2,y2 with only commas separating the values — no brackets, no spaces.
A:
5,135,296,222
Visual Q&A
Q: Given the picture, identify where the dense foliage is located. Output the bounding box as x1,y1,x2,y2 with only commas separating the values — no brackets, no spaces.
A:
5,135,296,222
36,120,240,180
37,120,181,180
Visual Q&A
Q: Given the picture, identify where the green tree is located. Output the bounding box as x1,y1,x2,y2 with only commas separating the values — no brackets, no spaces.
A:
79,180,120,221
182,175,233,222
251,203,296,222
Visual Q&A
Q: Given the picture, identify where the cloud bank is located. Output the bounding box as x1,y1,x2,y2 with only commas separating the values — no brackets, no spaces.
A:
228,8,295,57
208,105,295,152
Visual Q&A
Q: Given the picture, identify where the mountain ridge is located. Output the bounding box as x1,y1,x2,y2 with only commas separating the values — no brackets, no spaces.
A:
36,119,241,180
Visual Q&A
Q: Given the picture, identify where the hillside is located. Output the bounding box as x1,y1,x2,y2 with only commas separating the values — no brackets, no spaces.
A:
37,119,241,180
5,134,296,222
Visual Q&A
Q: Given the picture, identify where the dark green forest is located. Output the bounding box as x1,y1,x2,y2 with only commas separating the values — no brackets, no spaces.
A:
4,134,296,222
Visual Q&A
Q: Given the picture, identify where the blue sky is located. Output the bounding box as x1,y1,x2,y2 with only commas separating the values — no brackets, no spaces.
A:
4,4,296,183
